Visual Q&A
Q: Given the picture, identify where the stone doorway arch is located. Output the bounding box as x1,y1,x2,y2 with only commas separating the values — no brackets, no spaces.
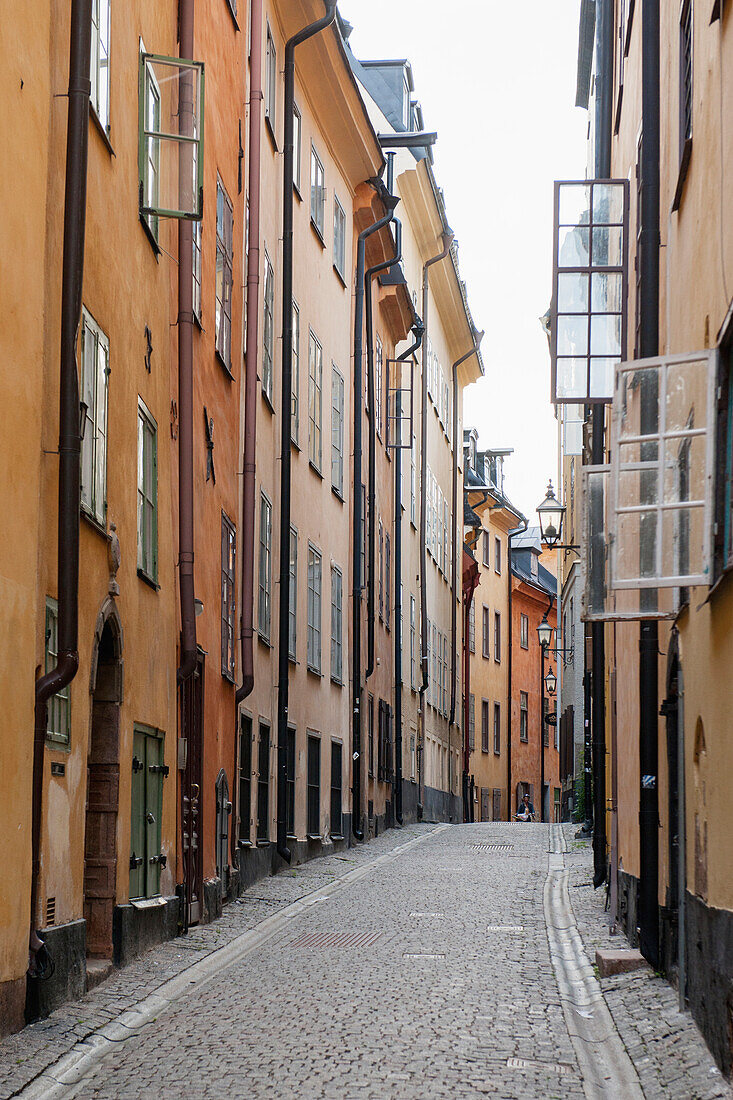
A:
84,599,123,959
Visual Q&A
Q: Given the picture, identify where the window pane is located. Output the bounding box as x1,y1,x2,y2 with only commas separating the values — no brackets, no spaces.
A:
559,183,591,226
557,314,588,356
592,181,625,224
557,272,589,312
558,225,589,267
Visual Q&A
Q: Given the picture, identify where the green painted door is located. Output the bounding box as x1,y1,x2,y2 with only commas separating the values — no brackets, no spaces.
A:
130,729,147,900
129,726,165,900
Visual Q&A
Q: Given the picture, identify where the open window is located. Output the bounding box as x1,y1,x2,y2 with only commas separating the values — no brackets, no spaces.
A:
551,179,629,404
138,54,204,221
387,356,414,449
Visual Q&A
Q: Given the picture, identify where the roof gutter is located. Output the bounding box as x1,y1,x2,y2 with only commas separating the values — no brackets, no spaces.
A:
31,0,91,947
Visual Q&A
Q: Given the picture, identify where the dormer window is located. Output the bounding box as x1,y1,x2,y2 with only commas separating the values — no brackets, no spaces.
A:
402,71,410,128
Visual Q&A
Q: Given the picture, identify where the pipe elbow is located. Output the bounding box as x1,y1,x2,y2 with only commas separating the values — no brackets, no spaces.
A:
177,650,197,684
277,842,292,865
236,673,254,706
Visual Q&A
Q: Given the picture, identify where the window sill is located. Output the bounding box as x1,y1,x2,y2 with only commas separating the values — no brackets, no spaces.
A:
672,137,693,213
331,486,344,503
224,0,240,30
287,833,298,841
293,182,302,202
238,840,252,849
222,669,236,685
309,461,323,480
256,840,271,848
193,311,203,332
481,748,489,755
307,665,322,677
333,264,347,288
310,219,326,248
330,834,345,842
330,676,343,688
288,653,297,665
264,114,278,152
262,389,275,415
130,896,166,910
216,348,235,380
45,736,71,754
89,105,115,156
81,508,108,541
291,435,301,452
258,633,272,648
139,213,161,259
307,834,321,842
137,568,160,591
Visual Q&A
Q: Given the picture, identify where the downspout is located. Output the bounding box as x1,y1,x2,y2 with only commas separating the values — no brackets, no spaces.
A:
236,0,263,709
233,0,262,868
677,662,686,1011
461,568,479,822
31,0,91,940
418,231,453,813
394,321,424,826
276,0,337,864
589,0,614,888
177,0,197,685
449,334,484,728
351,192,398,842
365,213,402,679
506,520,527,819
638,0,661,969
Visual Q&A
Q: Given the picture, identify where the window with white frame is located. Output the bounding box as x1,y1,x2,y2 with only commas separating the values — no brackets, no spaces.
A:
410,594,416,689
310,145,325,239
142,47,160,240
221,512,236,680
520,691,528,741
288,526,297,661
265,23,276,129
308,330,323,470
258,492,272,641
192,218,202,322
495,537,502,574
307,544,322,673
375,334,384,439
330,565,343,684
468,600,475,653
333,196,346,280
410,436,417,525
80,309,109,526
468,693,475,750
262,250,274,403
385,532,391,629
90,0,110,132
520,613,529,649
291,300,299,442
137,400,158,583
482,605,490,659
293,103,302,192
215,179,233,369
494,611,501,662
493,703,501,754
331,365,344,495
481,699,490,753
45,598,70,746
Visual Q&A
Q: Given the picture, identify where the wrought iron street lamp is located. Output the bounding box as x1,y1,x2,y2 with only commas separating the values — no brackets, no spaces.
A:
537,616,553,649
545,666,557,696
536,481,565,548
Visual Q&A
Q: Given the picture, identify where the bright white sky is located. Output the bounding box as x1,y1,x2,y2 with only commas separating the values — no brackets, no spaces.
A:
338,0,588,519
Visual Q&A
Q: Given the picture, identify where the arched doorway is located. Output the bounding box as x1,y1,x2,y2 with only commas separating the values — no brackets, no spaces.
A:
84,604,123,959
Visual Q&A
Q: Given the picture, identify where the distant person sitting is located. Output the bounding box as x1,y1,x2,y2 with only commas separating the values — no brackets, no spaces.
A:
516,793,535,821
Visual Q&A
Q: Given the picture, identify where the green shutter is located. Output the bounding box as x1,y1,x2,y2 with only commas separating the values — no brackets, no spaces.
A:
130,728,146,900
145,732,163,897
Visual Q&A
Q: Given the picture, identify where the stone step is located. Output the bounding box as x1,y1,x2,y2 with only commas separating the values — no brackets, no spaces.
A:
86,958,114,992
595,948,648,978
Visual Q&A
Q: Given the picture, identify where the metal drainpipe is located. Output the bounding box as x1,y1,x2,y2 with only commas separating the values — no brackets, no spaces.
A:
177,0,197,685
638,0,661,969
232,0,263,868
276,0,338,865
351,193,398,842
31,0,92,940
365,217,402,679
506,521,527,819
394,321,424,826
418,231,453,814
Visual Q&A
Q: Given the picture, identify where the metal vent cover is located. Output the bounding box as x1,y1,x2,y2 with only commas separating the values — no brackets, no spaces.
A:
470,843,514,852
288,930,383,950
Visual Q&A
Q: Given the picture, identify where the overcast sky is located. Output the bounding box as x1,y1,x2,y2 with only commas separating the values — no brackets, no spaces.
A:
338,0,588,519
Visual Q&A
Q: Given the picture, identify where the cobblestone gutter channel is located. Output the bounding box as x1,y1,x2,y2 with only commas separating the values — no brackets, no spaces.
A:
545,824,644,1098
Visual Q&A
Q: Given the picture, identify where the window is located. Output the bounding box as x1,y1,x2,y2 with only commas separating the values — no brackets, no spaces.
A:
680,1,693,155
310,145,325,239
307,735,320,837
90,0,110,132
385,532,391,629
468,601,475,653
378,521,384,620
258,492,272,641
238,714,252,844
481,699,490,753
307,544,322,673
495,537,502,574
265,23,276,130
308,331,323,471
520,613,529,649
215,179,233,369
141,52,160,240
129,726,166,899
288,526,297,661
333,196,346,280
221,513,236,680
482,530,490,567
375,335,384,439
291,301,300,443
330,742,343,837
494,612,501,662
257,722,269,842
410,595,416,689
368,694,375,777
520,692,528,742
443,499,449,578
331,565,343,684
44,599,70,746
482,605,490,659
137,400,158,583
360,484,366,590
286,727,296,837
468,694,475,751
331,366,344,495
410,437,417,526
293,103,302,192
714,345,733,576
262,251,274,403
192,219,202,322
80,309,109,526
493,703,501,754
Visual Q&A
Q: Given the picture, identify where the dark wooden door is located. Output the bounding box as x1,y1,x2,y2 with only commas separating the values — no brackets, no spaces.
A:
181,652,204,924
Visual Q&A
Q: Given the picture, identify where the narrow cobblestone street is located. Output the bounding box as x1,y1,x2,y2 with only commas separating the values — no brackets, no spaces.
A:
2,824,729,1100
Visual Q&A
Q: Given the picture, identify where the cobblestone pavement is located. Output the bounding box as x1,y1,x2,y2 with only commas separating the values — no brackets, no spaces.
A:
563,829,730,1100
2,822,730,1099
